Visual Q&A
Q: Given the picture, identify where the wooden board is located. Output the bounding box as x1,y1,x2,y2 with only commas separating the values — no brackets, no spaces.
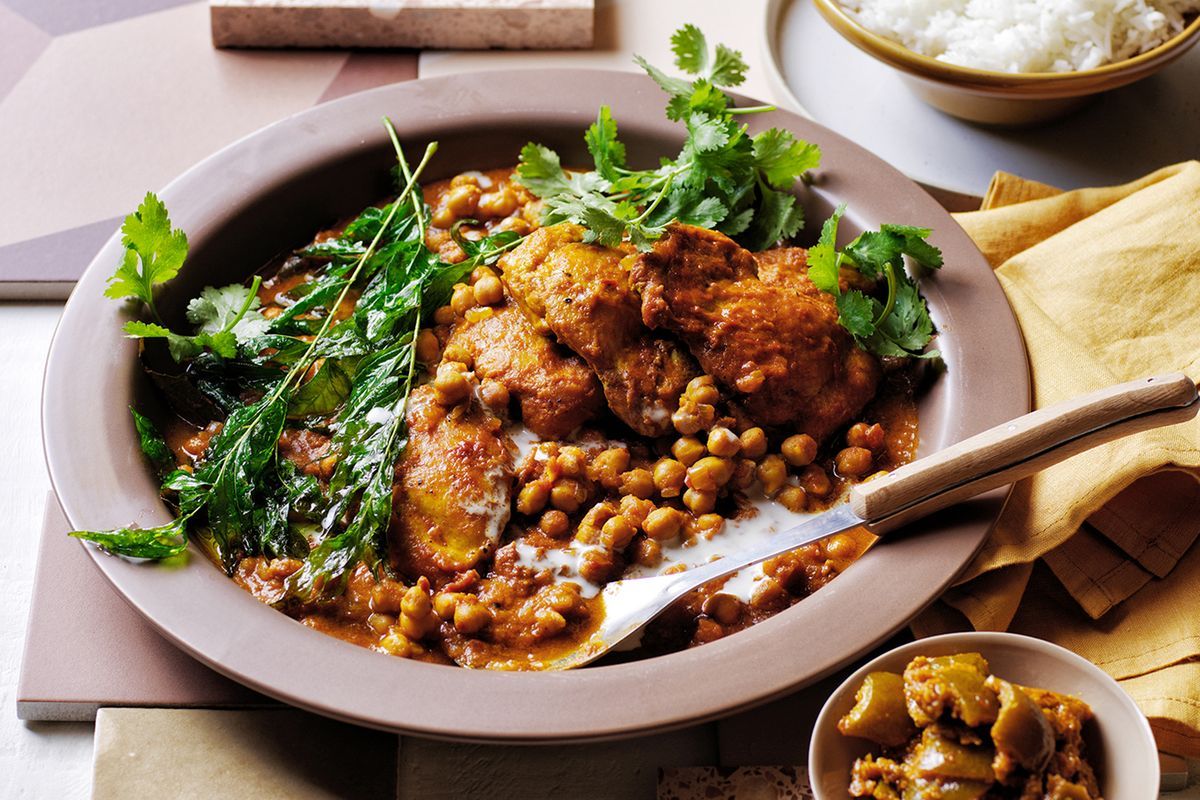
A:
211,0,594,49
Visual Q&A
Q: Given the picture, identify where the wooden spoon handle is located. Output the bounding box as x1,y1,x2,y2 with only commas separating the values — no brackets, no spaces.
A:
850,373,1198,528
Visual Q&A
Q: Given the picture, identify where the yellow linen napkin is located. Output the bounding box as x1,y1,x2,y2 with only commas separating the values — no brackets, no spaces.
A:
911,163,1200,756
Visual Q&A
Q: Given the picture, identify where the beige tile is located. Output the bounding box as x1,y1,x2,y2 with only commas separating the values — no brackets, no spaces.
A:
0,1,346,247
92,708,396,799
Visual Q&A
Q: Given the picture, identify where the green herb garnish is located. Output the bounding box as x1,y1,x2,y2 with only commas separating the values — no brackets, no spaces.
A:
516,24,821,251
807,205,943,359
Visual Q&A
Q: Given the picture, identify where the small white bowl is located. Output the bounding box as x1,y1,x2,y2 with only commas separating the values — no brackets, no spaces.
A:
808,632,1160,799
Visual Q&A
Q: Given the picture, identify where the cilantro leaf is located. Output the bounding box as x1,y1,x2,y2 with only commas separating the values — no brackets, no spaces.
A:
521,26,820,251
753,129,822,190
807,209,941,358
709,44,748,87
585,106,627,181
124,320,238,361
671,24,709,75
186,283,270,342
104,192,188,319
806,204,845,295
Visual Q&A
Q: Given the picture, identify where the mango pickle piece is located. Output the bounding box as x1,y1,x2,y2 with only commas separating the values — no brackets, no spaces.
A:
910,726,996,782
902,777,991,800
903,653,1000,728
987,676,1055,779
839,671,919,747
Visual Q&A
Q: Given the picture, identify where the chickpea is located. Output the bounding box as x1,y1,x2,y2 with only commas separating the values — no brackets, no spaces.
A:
702,593,743,626
642,507,684,541
758,455,788,497
449,173,481,188
443,184,481,219
738,427,768,460
399,612,432,640
618,495,655,528
633,537,663,568
415,329,441,364
749,576,787,609
261,305,283,320
478,188,519,218
453,598,492,634
653,458,687,497
835,446,874,479
378,630,414,657
686,375,720,406
441,342,473,368
735,368,765,394
731,458,757,491
516,481,550,515
542,583,581,614
495,216,533,235
433,363,471,406
705,426,741,458
534,607,568,638
367,613,394,634
781,434,819,467
401,584,432,619
581,502,616,532
671,406,704,435
450,283,477,316
538,510,570,538
370,581,405,614
557,446,587,477
472,274,504,306
778,485,808,513
588,447,630,489
578,549,615,583
683,488,718,515
799,464,832,497
433,304,456,325
469,266,496,285
619,468,656,500
433,592,458,620
671,436,706,467
825,533,858,560
686,456,733,492
695,513,725,536
478,380,510,414
550,479,587,513
600,516,637,551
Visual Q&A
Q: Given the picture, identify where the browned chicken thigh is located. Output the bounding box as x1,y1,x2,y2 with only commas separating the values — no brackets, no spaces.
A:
443,297,604,439
390,384,514,582
630,224,880,442
498,224,698,437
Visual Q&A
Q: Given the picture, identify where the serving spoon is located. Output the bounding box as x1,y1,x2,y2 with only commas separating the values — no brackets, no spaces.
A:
531,372,1198,670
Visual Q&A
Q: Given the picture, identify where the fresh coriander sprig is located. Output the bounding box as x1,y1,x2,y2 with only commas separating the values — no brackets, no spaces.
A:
807,205,943,358
516,25,821,251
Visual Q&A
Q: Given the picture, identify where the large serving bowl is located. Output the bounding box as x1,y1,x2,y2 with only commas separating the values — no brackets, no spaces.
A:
808,632,1160,799
812,0,1200,125
42,70,1028,741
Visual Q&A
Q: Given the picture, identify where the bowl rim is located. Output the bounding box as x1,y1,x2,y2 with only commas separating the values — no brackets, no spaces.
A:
41,68,1030,742
807,630,1161,798
812,0,1200,88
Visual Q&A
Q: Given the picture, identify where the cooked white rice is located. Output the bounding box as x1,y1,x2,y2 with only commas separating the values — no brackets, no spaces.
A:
843,0,1200,72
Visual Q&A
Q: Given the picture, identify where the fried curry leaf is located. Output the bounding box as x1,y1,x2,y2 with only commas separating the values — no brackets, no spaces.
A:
517,26,820,251
130,406,174,475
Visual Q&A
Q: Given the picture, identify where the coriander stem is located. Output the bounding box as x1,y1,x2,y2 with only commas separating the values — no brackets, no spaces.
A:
225,275,263,334
727,104,776,115
874,262,898,328
383,117,425,243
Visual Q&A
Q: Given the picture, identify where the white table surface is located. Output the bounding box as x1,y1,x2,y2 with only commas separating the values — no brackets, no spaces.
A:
0,303,93,798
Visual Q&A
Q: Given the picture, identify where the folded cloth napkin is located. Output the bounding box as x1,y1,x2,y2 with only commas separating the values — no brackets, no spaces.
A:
910,163,1200,757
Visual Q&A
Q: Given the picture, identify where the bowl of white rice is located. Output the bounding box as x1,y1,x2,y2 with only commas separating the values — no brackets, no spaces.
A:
813,0,1200,124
